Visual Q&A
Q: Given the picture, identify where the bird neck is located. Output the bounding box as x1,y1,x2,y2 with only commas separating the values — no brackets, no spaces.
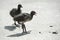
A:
17,7,21,11
30,14,34,19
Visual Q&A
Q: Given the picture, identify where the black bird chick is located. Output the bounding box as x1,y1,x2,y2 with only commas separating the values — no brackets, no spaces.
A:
14,11,36,33
10,4,23,27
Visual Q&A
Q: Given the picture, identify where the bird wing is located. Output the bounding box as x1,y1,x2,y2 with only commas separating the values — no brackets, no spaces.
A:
22,13,30,19
10,8,17,17
14,13,30,19
14,13,31,21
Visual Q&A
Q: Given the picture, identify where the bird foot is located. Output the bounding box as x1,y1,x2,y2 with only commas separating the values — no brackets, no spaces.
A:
22,31,27,33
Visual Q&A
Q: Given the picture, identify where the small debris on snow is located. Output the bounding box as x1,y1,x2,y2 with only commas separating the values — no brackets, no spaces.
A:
49,31,51,33
39,32,41,33
52,32,58,34
49,26,53,27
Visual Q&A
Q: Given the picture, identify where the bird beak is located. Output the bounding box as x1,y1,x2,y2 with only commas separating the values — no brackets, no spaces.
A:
35,13,37,16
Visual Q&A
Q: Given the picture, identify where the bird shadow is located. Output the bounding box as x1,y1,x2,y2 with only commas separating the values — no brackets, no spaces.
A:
7,30,31,37
5,25,16,31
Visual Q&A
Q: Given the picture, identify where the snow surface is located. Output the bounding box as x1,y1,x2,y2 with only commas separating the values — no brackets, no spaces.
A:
0,0,60,40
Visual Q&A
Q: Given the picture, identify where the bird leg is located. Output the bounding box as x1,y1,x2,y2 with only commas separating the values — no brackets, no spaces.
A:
13,19,17,26
14,21,19,27
18,21,21,24
17,21,22,28
22,23,27,33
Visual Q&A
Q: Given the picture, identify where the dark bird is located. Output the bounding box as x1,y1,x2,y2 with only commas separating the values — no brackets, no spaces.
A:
13,11,36,33
9,4,23,27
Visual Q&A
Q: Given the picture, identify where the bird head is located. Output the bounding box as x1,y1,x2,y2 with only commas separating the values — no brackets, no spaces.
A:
18,4,23,8
31,11,36,16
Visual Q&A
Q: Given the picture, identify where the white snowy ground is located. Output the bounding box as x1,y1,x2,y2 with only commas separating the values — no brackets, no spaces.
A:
0,0,60,40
